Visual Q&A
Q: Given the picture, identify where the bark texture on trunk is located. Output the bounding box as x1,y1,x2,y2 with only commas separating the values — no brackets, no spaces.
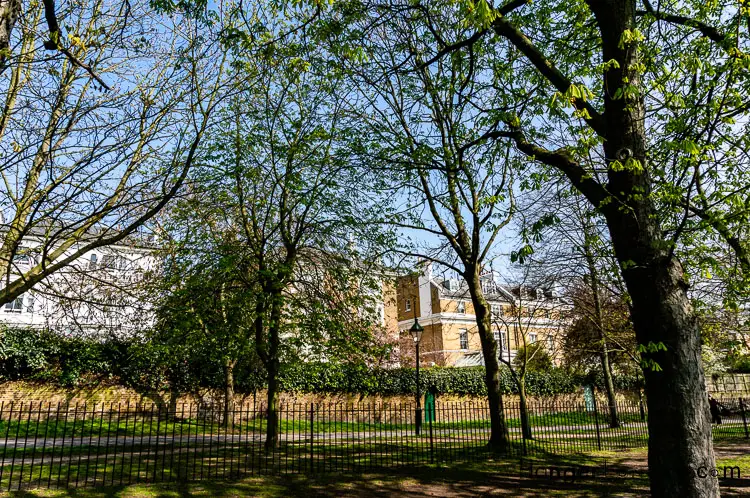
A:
622,257,717,497
590,2,719,495
518,381,532,440
223,359,236,429
0,0,21,69
466,268,509,450
265,363,280,451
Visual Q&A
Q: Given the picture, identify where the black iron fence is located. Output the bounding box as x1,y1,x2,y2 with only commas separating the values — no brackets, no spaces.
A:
0,396,746,491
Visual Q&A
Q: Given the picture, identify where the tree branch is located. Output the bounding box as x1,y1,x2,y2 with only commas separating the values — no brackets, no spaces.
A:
418,0,529,68
490,128,612,214
637,2,730,49
687,203,750,274
42,0,110,90
491,16,607,138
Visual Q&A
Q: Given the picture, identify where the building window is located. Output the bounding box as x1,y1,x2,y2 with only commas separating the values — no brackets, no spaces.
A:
491,304,501,318
101,254,128,270
544,309,551,319
457,301,466,314
405,299,411,312
12,254,30,265
529,332,537,344
493,330,504,350
4,295,24,313
459,329,469,350
547,335,554,352
89,253,98,270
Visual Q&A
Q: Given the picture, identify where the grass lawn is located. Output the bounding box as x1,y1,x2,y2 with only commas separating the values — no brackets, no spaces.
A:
0,441,745,497
0,409,651,439
0,458,650,497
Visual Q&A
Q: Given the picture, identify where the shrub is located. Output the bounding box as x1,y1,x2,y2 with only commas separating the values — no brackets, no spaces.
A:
0,327,644,395
512,342,553,373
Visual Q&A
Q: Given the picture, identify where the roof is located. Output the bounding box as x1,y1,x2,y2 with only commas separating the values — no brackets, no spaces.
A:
432,273,563,305
0,219,158,250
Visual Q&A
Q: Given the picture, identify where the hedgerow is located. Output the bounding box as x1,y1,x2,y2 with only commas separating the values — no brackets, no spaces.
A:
0,327,643,395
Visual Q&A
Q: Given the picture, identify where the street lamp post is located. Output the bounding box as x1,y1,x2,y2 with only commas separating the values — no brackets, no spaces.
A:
409,307,424,436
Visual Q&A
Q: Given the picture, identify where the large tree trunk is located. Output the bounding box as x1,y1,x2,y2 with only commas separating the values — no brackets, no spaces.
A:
466,269,509,451
223,358,236,429
619,255,717,496
518,380,532,440
590,3,718,495
0,0,21,70
265,360,280,451
264,286,284,452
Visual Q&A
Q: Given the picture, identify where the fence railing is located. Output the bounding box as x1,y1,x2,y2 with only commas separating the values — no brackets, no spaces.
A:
0,396,746,491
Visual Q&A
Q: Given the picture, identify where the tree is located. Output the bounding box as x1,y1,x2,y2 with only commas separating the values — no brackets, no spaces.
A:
468,2,737,494
0,0,230,306
564,286,637,377
164,36,394,449
492,266,567,441
334,11,519,450
528,190,630,429
513,342,553,373
154,260,255,427
327,0,750,494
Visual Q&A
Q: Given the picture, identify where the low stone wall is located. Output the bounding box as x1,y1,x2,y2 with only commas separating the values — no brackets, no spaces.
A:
708,373,750,394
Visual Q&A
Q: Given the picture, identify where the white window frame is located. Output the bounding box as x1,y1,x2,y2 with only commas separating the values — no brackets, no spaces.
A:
459,328,469,350
457,300,466,314
493,330,505,351
528,332,537,344
491,304,501,318
4,295,24,313
405,299,411,312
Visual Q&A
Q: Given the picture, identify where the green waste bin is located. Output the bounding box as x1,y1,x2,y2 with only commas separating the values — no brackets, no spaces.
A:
583,385,595,412
425,391,436,423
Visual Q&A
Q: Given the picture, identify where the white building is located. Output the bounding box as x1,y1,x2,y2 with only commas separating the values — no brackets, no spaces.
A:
0,232,157,339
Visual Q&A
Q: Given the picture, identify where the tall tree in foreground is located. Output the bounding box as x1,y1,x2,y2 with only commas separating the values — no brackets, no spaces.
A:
332,0,750,494
418,1,750,495
335,9,518,450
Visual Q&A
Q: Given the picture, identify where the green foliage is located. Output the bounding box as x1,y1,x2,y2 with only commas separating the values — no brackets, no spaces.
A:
0,328,61,382
0,328,645,395
727,356,750,373
513,342,554,373
276,363,640,397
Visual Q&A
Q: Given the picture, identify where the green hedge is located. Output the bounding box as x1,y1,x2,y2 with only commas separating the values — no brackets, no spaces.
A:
0,327,643,395
277,363,642,396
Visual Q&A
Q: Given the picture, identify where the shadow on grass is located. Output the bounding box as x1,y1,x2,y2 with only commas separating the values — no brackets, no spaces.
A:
1,442,748,497
0,466,649,498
